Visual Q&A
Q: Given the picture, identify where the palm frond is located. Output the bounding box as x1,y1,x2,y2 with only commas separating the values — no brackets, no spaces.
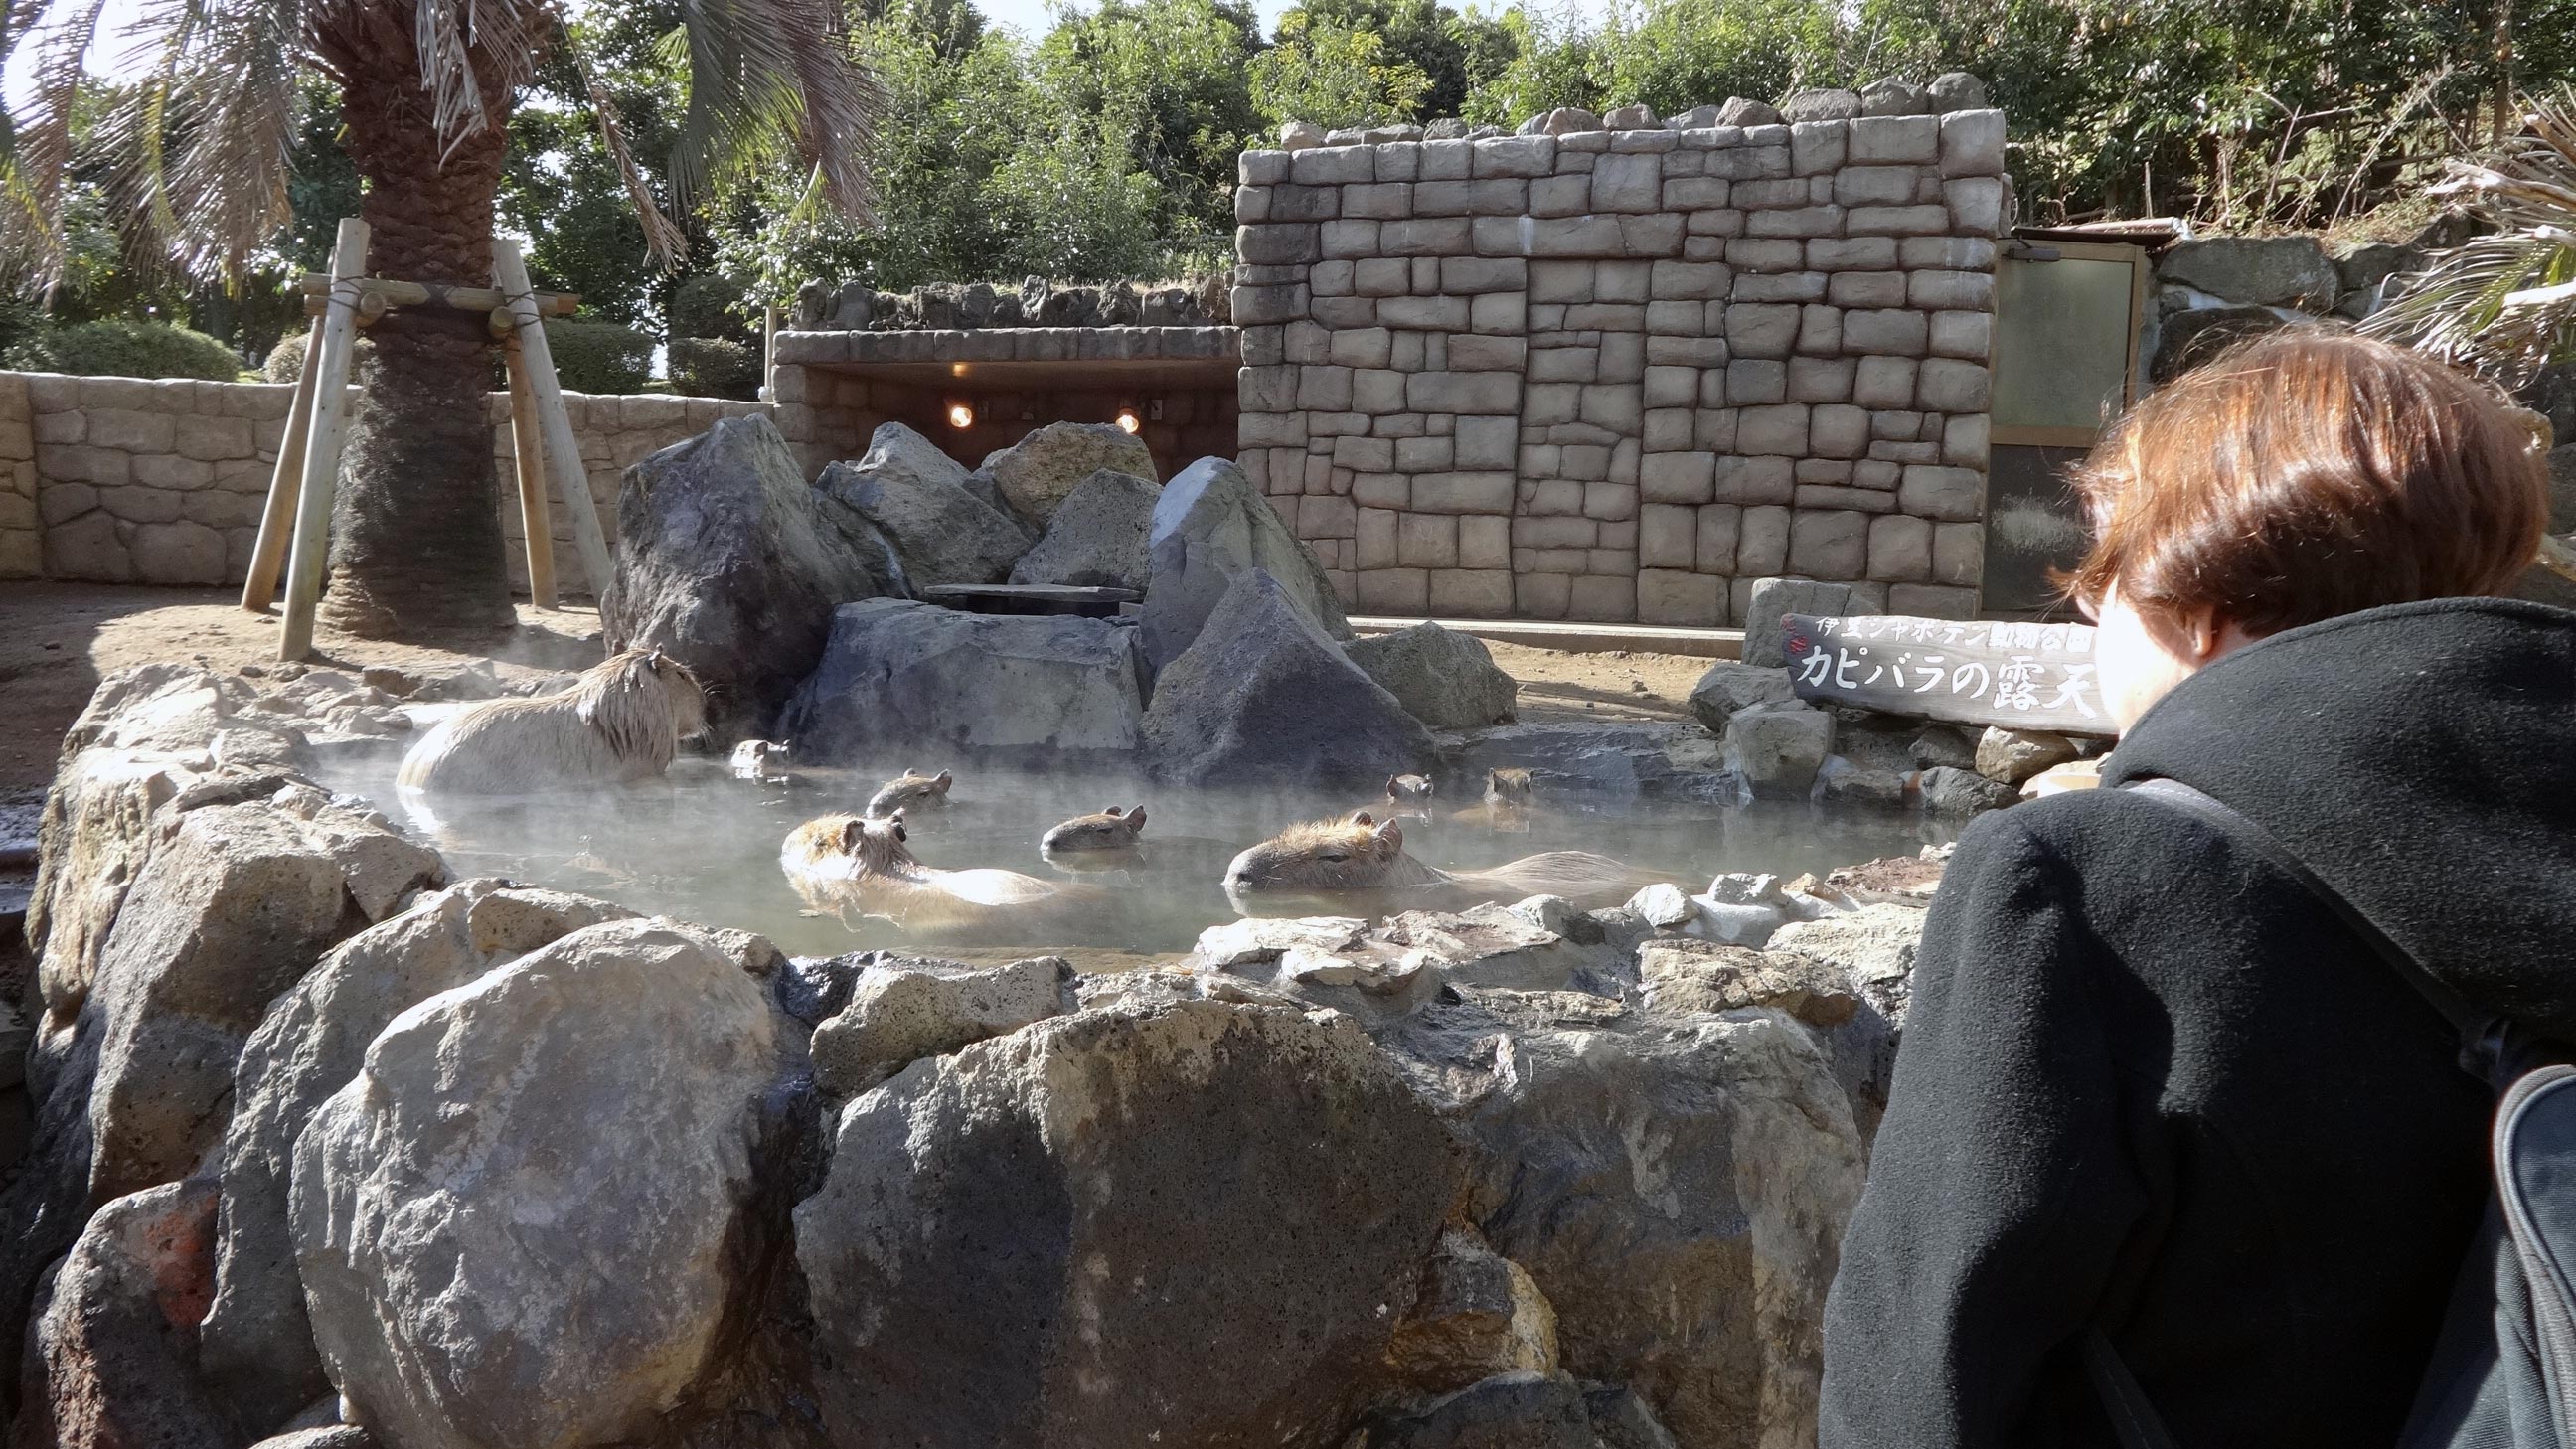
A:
666,0,886,227
2365,84,2576,385
557,20,689,267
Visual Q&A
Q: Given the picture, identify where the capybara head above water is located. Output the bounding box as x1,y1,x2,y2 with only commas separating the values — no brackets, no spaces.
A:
1485,768,1534,804
1224,813,1409,893
1385,774,1434,804
1042,804,1148,854
396,647,706,794
786,809,916,875
866,767,953,819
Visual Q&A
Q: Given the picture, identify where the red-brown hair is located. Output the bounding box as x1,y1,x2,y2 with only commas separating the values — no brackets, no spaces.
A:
2063,328,2547,636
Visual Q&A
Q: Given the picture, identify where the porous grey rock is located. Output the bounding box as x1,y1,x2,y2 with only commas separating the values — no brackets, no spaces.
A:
1601,102,1656,129
1346,622,1521,729
1771,900,1927,1030
979,421,1158,526
1139,456,1352,670
601,413,900,740
1741,576,1852,667
1143,568,1433,788
809,955,1070,1096
1713,96,1780,127
1005,468,1160,591
1662,105,1718,130
18,1179,229,1449
1975,725,2081,785
779,598,1151,762
1724,701,1834,799
1636,936,1894,1132
1378,987,1866,1449
1909,724,1979,771
201,882,635,1435
1542,107,1604,135
1919,762,2022,816
1381,1228,1560,1395
1442,721,1737,804
1281,120,1326,149
1859,78,1928,115
1686,659,1795,734
794,998,1461,1448
1928,71,1988,110
293,919,785,1449
1347,1371,1600,1449
1780,88,1862,123
817,423,1032,589
2157,235,2341,311
2150,302,2294,383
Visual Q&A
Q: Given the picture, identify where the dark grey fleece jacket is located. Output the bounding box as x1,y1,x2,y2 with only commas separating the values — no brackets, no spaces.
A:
1819,597,2576,1448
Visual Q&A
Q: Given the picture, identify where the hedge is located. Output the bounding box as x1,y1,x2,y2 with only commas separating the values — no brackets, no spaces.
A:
7,319,247,382
542,318,656,395
668,337,762,401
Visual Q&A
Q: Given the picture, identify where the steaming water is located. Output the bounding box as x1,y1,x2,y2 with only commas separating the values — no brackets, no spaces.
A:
317,746,1955,965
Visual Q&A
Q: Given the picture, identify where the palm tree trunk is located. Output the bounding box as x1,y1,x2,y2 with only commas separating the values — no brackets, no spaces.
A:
316,19,518,640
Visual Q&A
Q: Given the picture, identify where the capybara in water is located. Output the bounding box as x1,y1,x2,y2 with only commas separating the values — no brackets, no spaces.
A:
397,649,706,795
1223,811,1645,913
1374,774,1437,822
866,767,953,818
782,809,1090,937
730,739,790,781
1041,805,1148,854
1450,767,1536,832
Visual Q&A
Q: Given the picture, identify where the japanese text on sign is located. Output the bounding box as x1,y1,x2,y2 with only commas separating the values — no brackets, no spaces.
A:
1778,613,2113,735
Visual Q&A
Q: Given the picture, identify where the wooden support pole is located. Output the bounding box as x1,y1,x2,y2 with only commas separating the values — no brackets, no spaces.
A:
504,336,559,608
492,238,614,600
239,318,324,612
277,219,369,662
296,273,578,316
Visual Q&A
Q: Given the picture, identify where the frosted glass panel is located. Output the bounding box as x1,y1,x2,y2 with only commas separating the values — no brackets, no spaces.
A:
1994,254,2134,434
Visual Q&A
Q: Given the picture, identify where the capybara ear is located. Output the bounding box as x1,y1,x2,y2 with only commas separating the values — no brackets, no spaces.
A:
1103,805,1123,817
838,818,866,852
1385,774,1401,795
890,811,908,842
1372,817,1405,857
1350,811,1374,827
1127,806,1147,830
933,769,953,790
1486,769,1503,788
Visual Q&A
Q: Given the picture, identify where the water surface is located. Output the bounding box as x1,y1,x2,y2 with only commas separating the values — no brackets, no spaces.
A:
321,746,1953,963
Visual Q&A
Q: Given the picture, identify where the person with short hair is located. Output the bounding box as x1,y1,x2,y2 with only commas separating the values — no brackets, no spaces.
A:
1818,329,2576,1447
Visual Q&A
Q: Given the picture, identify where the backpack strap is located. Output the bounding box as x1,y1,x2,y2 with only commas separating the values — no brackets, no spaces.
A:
2122,777,2499,1066
2084,1327,2183,1449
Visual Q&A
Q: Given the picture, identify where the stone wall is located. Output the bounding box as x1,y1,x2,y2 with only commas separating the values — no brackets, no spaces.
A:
1232,108,2007,624
5,371,764,592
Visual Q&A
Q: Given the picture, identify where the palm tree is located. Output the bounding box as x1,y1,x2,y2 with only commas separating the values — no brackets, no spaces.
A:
0,0,883,639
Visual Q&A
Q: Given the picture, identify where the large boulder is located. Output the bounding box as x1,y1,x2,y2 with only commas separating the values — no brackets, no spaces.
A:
777,598,1151,762
1141,568,1434,788
18,1180,229,1449
1139,457,1352,671
1686,661,1795,734
1006,468,1161,591
2156,235,2341,311
1347,623,1520,729
292,919,788,1449
979,420,1158,525
1377,988,1867,1449
808,955,1071,1097
1724,701,1834,799
199,882,635,1436
1348,1372,1601,1449
1740,577,1851,668
817,423,1031,589
600,413,900,741
1444,722,1737,804
793,999,1461,1448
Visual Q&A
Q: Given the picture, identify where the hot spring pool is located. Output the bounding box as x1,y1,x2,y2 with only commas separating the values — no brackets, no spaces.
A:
320,745,1955,964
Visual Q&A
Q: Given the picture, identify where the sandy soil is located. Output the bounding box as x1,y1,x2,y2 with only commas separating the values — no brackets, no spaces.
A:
1482,638,1709,724
0,583,605,793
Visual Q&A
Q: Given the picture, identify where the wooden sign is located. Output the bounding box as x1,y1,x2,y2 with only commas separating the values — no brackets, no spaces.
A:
1781,613,2114,735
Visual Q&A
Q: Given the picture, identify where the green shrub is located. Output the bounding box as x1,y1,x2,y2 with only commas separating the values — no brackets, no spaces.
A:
264,330,306,384
669,272,757,347
668,336,762,401
6,318,245,381
542,318,655,395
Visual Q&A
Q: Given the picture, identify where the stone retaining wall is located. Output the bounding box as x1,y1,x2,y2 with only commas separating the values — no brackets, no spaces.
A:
1,371,765,592
1233,109,2008,623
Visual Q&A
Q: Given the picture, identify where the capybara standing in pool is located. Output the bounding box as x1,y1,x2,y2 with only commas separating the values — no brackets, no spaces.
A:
398,649,706,795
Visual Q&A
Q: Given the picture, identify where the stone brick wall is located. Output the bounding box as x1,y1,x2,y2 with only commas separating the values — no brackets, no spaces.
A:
10,371,765,593
1233,108,2007,624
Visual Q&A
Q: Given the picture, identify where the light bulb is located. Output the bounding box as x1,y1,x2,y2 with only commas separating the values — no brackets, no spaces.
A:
1115,409,1141,434
947,402,974,429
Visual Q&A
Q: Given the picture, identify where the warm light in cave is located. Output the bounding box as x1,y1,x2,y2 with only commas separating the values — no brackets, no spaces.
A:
947,402,975,429
1115,409,1141,434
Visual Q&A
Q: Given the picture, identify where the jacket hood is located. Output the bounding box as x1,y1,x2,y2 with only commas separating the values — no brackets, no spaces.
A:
2102,597,2576,1035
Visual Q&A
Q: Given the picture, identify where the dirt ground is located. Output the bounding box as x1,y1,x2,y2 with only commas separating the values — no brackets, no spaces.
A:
0,582,1717,797
0,583,605,794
